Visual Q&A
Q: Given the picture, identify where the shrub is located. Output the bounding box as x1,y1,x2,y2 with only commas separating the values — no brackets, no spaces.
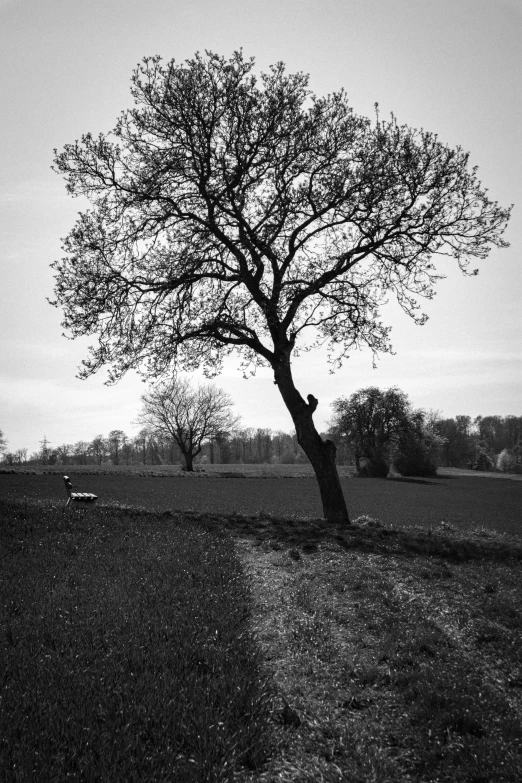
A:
393,431,441,477
496,449,516,473
475,449,494,471
394,446,437,477
358,456,389,477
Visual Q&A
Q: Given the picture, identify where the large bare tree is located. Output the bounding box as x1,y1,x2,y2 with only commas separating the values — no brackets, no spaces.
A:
51,51,511,523
137,377,239,471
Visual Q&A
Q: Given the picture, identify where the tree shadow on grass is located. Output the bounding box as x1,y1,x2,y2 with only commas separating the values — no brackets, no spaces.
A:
4,497,520,566
182,511,522,564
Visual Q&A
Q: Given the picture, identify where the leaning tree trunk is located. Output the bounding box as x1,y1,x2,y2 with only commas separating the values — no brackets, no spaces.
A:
273,355,350,525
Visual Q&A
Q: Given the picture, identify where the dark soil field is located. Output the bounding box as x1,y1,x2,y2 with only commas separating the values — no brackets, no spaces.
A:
1,470,520,537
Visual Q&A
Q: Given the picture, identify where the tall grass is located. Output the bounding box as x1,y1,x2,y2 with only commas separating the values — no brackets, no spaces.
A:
0,500,274,782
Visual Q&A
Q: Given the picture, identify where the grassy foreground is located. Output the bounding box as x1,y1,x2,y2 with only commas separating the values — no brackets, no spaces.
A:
1,498,522,781
0,499,273,782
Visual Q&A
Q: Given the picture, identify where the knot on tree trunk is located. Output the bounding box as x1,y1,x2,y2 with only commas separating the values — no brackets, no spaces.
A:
307,394,319,413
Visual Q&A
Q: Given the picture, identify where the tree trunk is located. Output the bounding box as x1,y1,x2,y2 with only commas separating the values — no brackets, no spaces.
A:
181,451,194,471
273,354,350,525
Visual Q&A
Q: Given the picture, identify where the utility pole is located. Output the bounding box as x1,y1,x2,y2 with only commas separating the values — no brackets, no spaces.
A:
39,435,51,465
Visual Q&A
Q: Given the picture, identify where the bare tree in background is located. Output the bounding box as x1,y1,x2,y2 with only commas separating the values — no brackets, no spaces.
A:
90,435,106,465
73,441,89,466
51,51,511,523
107,430,127,465
133,429,150,465
137,377,239,471
56,444,72,464
15,448,28,465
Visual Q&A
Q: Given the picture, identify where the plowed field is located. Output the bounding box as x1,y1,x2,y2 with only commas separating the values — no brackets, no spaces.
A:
1,471,521,537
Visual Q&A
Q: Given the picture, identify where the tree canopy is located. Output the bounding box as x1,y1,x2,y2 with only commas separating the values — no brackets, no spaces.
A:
330,387,445,477
330,386,414,476
51,50,511,522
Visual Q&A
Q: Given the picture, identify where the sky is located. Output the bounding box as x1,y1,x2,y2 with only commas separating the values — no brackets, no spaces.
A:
0,0,520,456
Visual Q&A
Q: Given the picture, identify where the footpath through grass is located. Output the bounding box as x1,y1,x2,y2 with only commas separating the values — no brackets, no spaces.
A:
229,514,522,782
0,499,273,782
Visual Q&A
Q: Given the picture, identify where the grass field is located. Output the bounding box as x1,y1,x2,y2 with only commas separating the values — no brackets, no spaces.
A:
0,500,274,782
1,470,522,781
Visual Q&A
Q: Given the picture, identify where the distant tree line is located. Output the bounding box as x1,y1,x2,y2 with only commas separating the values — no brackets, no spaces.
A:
1,427,309,468
1,388,520,474
328,397,521,475
433,414,522,472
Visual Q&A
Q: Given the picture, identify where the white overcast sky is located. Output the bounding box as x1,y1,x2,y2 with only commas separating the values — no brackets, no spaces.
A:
0,0,520,455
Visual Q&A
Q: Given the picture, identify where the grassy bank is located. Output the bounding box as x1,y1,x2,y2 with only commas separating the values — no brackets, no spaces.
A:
0,500,274,782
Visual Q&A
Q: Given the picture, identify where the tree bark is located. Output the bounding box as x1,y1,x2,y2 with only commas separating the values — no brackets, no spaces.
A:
273,354,350,525
181,451,194,471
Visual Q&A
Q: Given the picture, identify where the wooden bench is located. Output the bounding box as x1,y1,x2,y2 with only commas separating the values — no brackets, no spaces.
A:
63,475,98,508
